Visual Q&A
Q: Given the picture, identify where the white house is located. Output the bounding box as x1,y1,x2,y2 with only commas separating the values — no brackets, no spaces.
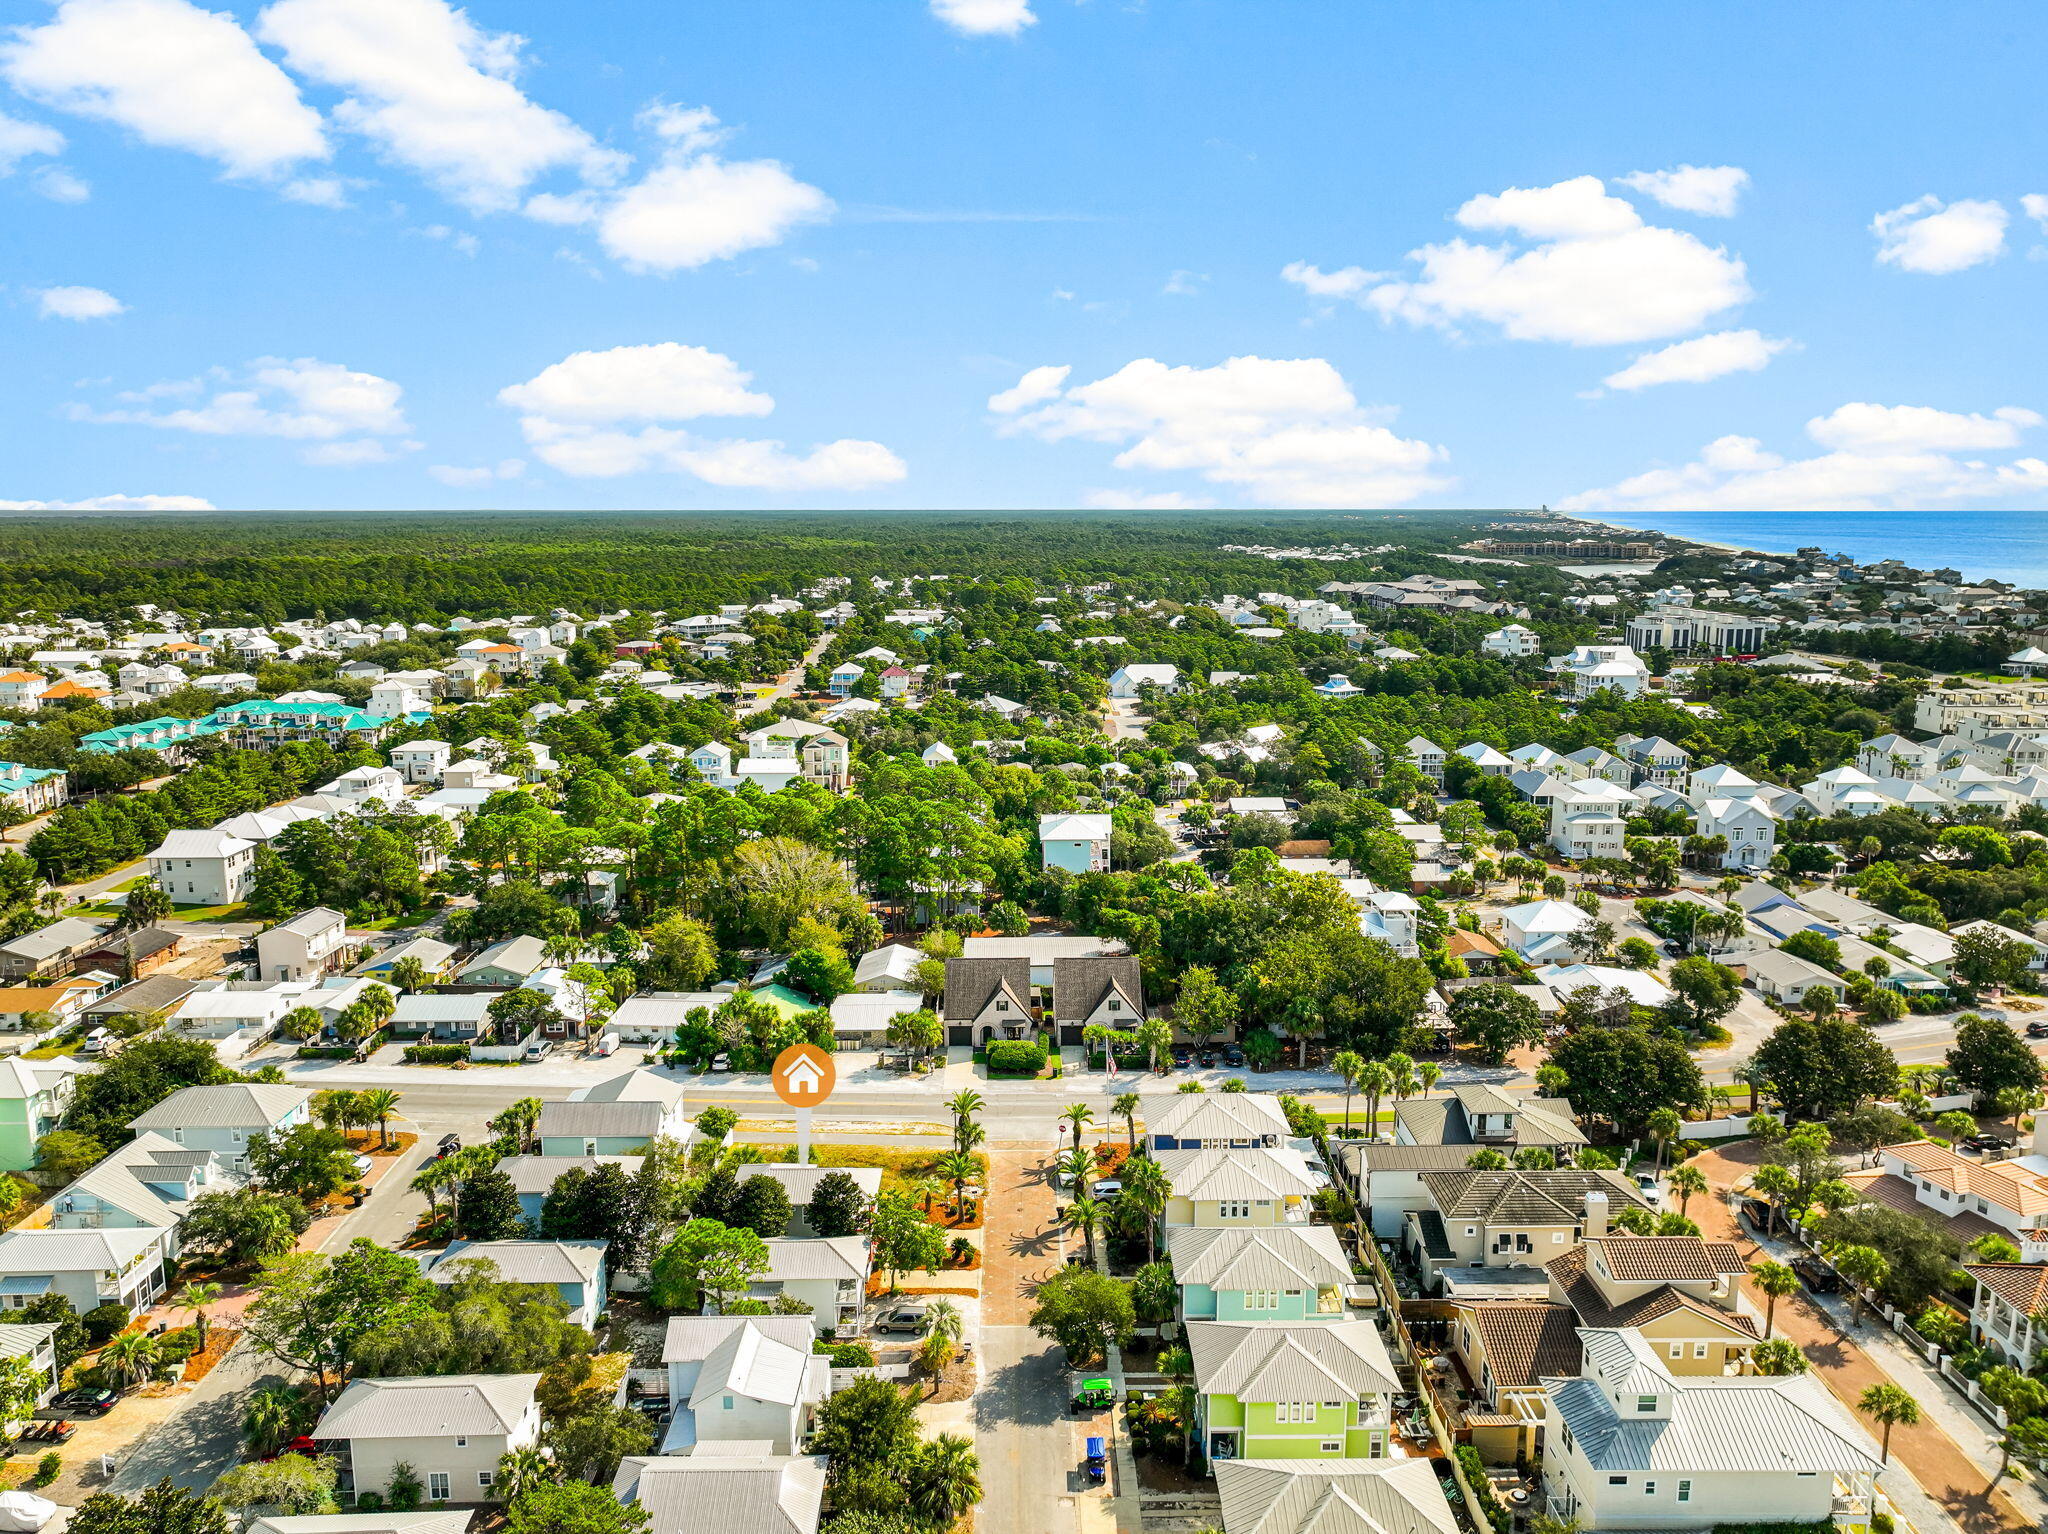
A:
1542,1328,1882,1531
1404,736,1445,783
256,907,350,982
1548,781,1636,863
1549,645,1651,701
1496,900,1590,964
314,1373,543,1507
1694,797,1777,870
660,1315,828,1453
1039,812,1113,874
747,1236,871,1334
126,1083,312,1172
1454,742,1515,777
0,1227,171,1317
146,828,257,906
390,740,451,785
1744,948,1846,1008
1481,625,1541,659
1108,663,1182,698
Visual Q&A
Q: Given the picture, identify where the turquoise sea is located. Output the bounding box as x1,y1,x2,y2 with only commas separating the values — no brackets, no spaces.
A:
1609,508,2048,589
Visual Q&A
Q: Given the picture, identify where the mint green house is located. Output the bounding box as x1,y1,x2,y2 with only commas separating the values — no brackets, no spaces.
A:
1167,1225,1353,1323
1188,1320,1399,1464
0,1056,89,1173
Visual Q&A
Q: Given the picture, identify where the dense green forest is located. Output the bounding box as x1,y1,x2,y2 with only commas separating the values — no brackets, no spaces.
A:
0,509,1552,621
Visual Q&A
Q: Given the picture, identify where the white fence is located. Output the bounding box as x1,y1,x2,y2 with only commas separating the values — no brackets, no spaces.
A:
1680,1114,1754,1141
471,1027,541,1062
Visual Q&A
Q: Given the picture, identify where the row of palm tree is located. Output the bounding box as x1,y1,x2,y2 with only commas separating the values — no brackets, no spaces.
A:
312,1087,405,1150
1328,1050,1444,1136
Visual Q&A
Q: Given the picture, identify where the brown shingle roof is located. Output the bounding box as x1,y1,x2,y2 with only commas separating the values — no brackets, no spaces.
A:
1052,954,1144,1023
1460,1302,1583,1389
1420,1169,1644,1224
941,956,1031,1023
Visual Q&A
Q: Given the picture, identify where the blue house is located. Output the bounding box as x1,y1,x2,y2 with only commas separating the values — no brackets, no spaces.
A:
501,1154,642,1230
1147,1092,1289,1154
1166,1224,1353,1323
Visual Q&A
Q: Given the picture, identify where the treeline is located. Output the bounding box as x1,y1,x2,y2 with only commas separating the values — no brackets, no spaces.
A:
26,742,366,882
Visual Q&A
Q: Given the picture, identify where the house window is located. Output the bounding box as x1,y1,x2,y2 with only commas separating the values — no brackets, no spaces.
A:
1636,1396,1658,1413
454,1436,467,1448
995,1000,1009,1012
1667,1342,1682,1360
1693,1342,1708,1359
1107,1000,1121,1013
478,1471,495,1490
1320,1441,1342,1453
1644,1482,1657,1496
1608,1476,1628,1486
1677,1482,1691,1503
724,1395,735,1410
1221,1200,1252,1220
427,1473,450,1502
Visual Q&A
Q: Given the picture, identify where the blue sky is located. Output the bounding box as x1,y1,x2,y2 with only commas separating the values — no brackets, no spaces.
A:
2,0,2046,515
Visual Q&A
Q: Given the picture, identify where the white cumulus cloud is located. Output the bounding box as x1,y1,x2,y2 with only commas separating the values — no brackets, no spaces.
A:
428,458,524,487
1600,329,1791,391
33,166,90,201
593,127,832,273
2,0,328,181
35,285,124,320
1326,175,1751,346
0,492,214,510
500,342,904,490
76,355,412,465
0,110,64,173
1871,195,2007,274
931,0,1036,37
1559,402,2048,512
1618,164,1749,217
1080,490,1213,510
987,364,1070,415
2024,193,2048,232
256,0,624,214
991,354,1450,508
1280,262,1383,300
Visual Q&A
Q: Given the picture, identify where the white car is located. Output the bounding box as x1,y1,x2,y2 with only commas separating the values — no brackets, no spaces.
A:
1634,1172,1661,1205
351,1153,375,1179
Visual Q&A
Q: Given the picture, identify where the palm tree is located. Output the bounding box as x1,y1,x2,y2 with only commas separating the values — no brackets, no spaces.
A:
1329,1050,1365,1135
1054,1146,1092,1193
390,955,430,993
1997,1085,2043,1141
935,1150,979,1219
358,1088,402,1151
1416,1061,1443,1100
1113,1092,1141,1151
1159,1345,1196,1466
1061,1102,1095,1154
1384,1052,1417,1108
1357,1060,1392,1139
278,1005,324,1042
1667,1163,1707,1217
907,1432,983,1529
242,1381,304,1456
495,1446,556,1502
1062,1195,1105,1267
411,1162,455,1225
100,1331,159,1387
311,1089,351,1132
1121,1155,1171,1266
945,1090,984,1154
1857,1383,1919,1463
1751,1163,1797,1237
492,1096,544,1153
1749,1338,1808,1376
1137,1015,1174,1073
924,1298,965,1346
1751,1261,1800,1339
906,1175,942,1216
179,1281,223,1349
1646,1108,1682,1173
1828,1244,1890,1324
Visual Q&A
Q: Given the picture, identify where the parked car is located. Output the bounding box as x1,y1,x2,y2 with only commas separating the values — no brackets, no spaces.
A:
1171,1046,1194,1069
261,1434,318,1462
1221,1044,1245,1068
522,1040,554,1063
1962,1133,2014,1154
1791,1256,1840,1293
1196,1048,1218,1068
351,1153,375,1178
709,1052,730,1073
1739,1197,1774,1231
876,1304,929,1334
435,1133,462,1159
48,1387,116,1417
1092,1179,1123,1201
1633,1172,1661,1205
2027,1021,2048,1039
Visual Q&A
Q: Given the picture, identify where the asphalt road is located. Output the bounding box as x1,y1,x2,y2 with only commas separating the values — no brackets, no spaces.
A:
977,1326,1089,1534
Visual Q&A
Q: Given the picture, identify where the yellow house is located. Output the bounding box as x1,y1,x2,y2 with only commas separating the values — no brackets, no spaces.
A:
1158,1147,1323,1228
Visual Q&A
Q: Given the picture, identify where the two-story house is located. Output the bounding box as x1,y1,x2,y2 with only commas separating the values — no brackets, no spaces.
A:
1962,1262,2048,1366
1167,1224,1353,1324
256,907,350,983
1693,797,1779,870
660,1315,828,1454
49,1132,244,1256
0,1056,89,1172
1190,1319,1400,1464
1543,1233,1759,1373
417,1239,609,1326
1150,1092,1289,1154
0,1226,172,1316
1616,735,1693,793
942,956,1033,1046
0,918,114,982
314,1373,543,1507
1402,1172,1647,1292
1542,1328,1882,1532
126,1083,313,1174
746,1235,871,1335
1548,780,1637,863
1393,1084,1586,1158
1158,1147,1322,1228
146,828,258,907
744,721,850,793
1038,813,1113,875
1548,645,1651,701
1051,954,1144,1045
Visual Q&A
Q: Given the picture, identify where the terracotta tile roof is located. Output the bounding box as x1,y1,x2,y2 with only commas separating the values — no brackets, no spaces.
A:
1599,1237,1747,1284
0,672,41,684
39,680,107,699
1885,1140,2048,1217
1839,1170,2007,1244
1963,1263,2048,1314
1446,929,1503,959
1459,1302,1583,1389
1545,1246,1760,1337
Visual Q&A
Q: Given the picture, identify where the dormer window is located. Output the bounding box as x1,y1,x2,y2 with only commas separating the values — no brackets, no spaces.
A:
1636,1395,1658,1413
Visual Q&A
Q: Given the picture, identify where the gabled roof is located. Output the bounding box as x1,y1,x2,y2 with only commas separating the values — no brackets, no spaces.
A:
536,1099,666,1140
1216,1458,1459,1534
1546,1245,1757,1336
1166,1224,1350,1292
0,1226,163,1274
420,1238,606,1289
665,1313,816,1367
572,1068,688,1109
1052,954,1144,1021
613,1454,828,1534
1419,1169,1645,1225
1456,1302,1583,1389
314,1372,540,1440
690,1319,819,1408
128,1083,310,1133
745,1162,882,1206
1156,1146,1321,1202
761,1234,869,1282
941,956,1031,1022
1189,1319,1399,1403
1151,1090,1290,1142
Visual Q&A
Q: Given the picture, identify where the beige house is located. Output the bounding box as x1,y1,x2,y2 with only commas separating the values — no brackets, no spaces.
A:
1546,1235,1760,1375
1403,1174,1646,1290
314,1373,542,1506
942,956,1033,1046
1159,1147,1322,1228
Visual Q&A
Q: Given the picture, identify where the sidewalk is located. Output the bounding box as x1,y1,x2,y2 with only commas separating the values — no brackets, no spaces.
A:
1690,1146,2034,1534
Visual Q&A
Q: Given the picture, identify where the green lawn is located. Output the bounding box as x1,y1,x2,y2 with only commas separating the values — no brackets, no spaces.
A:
168,901,251,922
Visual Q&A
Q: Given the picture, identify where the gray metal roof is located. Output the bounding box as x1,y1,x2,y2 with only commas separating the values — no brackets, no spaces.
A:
536,1099,665,1139
128,1082,310,1132
314,1372,540,1440
665,1314,816,1366
1189,1319,1399,1404
391,991,497,1023
1152,1091,1290,1141
573,1068,688,1108
1216,1459,1459,1534
0,1227,162,1274
613,1454,827,1534
500,1154,642,1195
1165,1224,1349,1291
1155,1146,1320,1201
690,1320,818,1408
250,1516,472,1534
421,1239,606,1288
461,934,548,976
746,1163,882,1206
761,1235,868,1282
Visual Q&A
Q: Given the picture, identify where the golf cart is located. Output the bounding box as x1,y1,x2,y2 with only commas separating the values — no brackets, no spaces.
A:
1071,1379,1114,1414
1084,1437,1107,1486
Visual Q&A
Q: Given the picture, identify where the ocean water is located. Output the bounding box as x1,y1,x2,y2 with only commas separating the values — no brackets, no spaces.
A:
1607,508,2048,589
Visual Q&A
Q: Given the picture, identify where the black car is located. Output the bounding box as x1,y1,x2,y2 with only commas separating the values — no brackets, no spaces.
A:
1222,1045,1246,1068
1196,1048,1218,1068
48,1387,117,1417
1171,1046,1194,1068
2027,1021,2048,1039
1962,1133,2014,1154
1791,1257,1840,1294
1739,1197,1774,1231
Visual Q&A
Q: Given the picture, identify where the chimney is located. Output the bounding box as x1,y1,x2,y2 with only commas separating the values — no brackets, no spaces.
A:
1583,1190,1609,1240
